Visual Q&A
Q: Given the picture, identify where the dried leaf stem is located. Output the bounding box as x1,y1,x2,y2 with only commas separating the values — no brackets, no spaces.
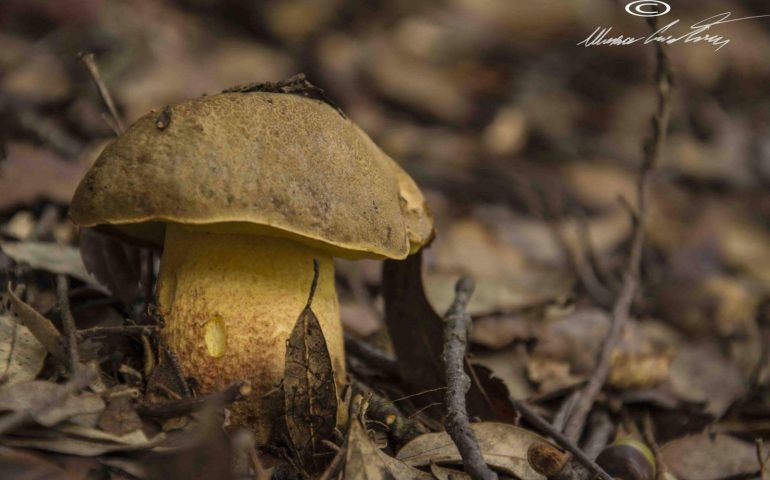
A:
137,380,252,419
442,277,498,480
563,17,674,443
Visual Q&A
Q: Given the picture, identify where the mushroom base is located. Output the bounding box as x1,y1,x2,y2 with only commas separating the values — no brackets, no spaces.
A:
157,224,346,443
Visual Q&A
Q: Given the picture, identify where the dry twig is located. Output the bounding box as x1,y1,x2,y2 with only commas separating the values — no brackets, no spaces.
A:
344,333,398,377
137,380,251,419
563,17,674,443
514,400,612,480
79,52,125,135
442,277,497,480
56,275,80,375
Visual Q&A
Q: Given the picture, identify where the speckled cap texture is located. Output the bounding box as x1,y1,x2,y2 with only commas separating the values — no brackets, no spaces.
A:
69,92,433,259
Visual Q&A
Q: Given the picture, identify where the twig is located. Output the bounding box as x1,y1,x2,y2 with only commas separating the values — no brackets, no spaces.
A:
442,277,497,480
563,17,674,443
78,52,125,135
552,390,581,432
0,363,98,436
137,381,252,419
642,411,668,480
56,275,80,375
582,409,614,460
77,325,158,337
318,443,347,480
513,399,612,480
344,333,399,377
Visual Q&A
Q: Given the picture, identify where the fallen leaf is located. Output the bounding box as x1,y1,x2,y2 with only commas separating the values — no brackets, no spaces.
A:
6,284,66,364
344,414,433,479
668,341,747,417
396,422,546,480
382,251,445,398
284,294,338,470
0,447,72,480
1,425,165,456
0,313,46,385
1,241,101,288
0,381,105,427
661,433,759,480
78,228,143,305
97,396,142,437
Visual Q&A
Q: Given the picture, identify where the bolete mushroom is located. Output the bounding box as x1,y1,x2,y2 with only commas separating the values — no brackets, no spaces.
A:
69,91,433,441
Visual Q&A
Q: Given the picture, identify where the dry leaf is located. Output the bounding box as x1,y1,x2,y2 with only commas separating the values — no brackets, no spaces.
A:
1,425,165,456
382,252,445,395
6,284,66,364
0,381,105,427
284,300,338,469
661,433,760,480
396,422,546,480
344,414,433,479
430,463,473,479
1,241,101,288
78,228,143,305
0,313,46,385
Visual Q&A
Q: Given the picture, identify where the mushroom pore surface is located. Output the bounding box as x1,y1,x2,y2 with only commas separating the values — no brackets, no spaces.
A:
157,224,344,441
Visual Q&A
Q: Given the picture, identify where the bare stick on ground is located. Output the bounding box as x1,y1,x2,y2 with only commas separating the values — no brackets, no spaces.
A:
442,277,497,480
563,17,674,443
79,52,125,135
344,333,398,377
56,275,80,375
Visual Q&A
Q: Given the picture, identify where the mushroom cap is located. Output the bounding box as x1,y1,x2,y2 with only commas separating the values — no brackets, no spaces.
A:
70,92,433,259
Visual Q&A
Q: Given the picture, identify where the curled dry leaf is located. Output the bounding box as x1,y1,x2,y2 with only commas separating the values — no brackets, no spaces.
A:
396,422,546,480
0,241,101,288
0,381,105,427
344,414,433,479
661,433,760,480
283,302,339,469
0,313,47,385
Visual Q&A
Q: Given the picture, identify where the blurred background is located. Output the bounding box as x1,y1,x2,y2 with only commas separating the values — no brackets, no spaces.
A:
1,0,770,474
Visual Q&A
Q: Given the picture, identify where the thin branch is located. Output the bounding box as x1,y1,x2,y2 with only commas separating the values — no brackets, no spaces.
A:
513,399,612,480
137,381,251,419
56,275,80,375
563,17,674,443
344,333,399,377
77,325,158,337
442,277,498,480
642,411,668,480
78,52,125,135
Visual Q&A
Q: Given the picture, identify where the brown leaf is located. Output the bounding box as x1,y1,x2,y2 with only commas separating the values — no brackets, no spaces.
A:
1,425,165,456
661,433,760,480
430,463,473,479
0,313,46,385
97,396,142,437
0,381,104,427
396,422,546,480
1,241,100,288
344,414,433,479
0,447,73,480
78,228,143,305
284,302,338,469
382,251,445,395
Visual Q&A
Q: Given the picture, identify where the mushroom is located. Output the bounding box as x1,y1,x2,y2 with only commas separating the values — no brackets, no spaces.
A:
69,92,434,441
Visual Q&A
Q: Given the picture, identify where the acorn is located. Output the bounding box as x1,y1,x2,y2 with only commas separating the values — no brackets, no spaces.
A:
595,438,655,480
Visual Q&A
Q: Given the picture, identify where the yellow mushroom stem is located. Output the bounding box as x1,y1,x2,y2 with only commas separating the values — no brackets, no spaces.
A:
157,224,345,441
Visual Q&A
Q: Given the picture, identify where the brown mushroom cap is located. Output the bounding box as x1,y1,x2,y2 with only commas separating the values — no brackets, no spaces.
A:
70,92,432,259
